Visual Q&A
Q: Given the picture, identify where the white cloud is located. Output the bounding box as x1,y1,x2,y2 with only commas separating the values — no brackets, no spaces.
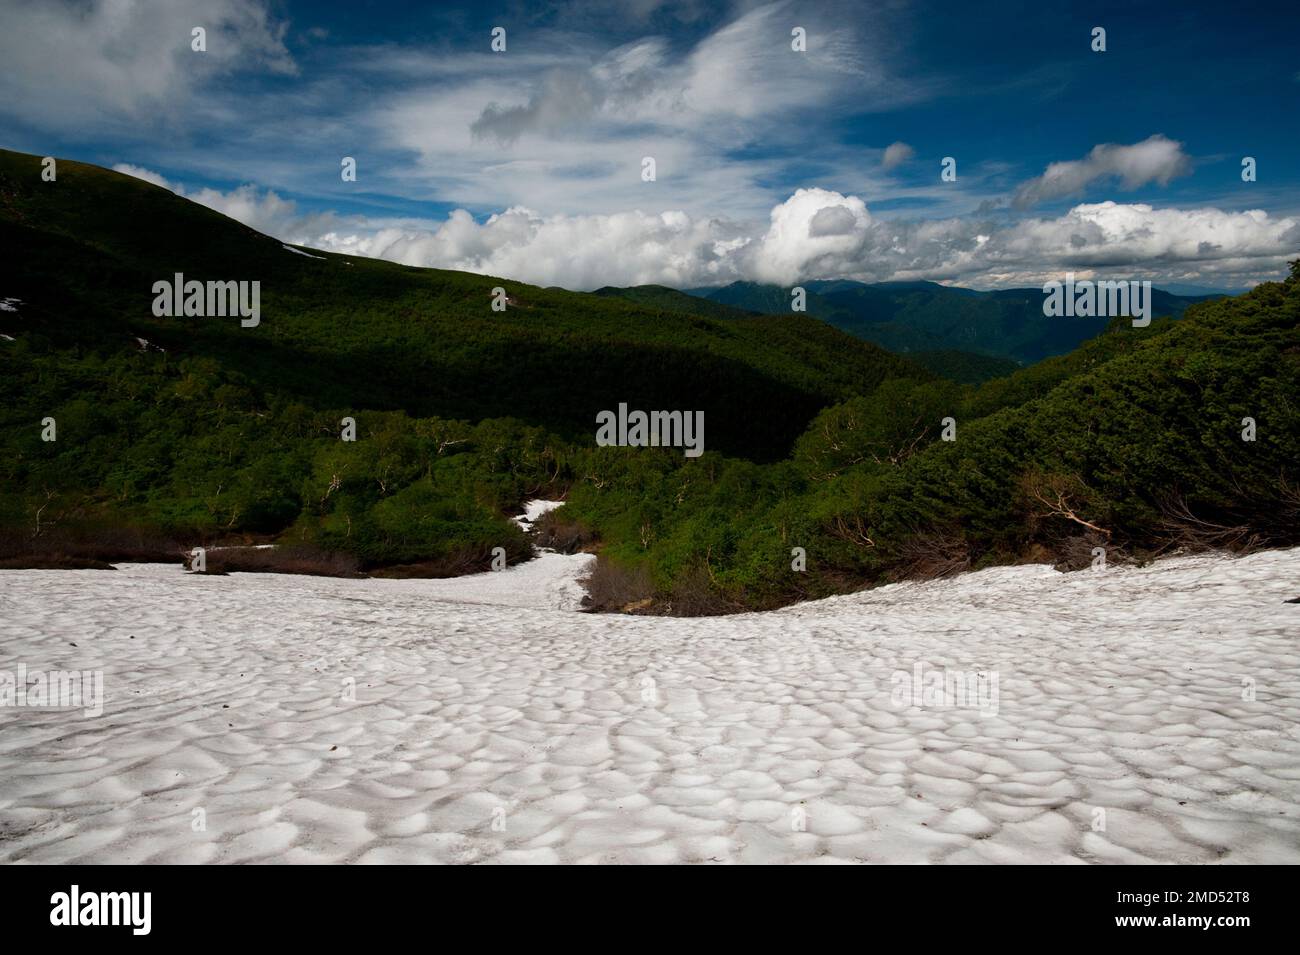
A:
319,207,752,290
111,164,174,190
113,163,320,239
679,0,874,119
1012,134,1192,209
881,141,915,171
5,0,937,225
752,189,872,283
0,0,294,128
369,0,917,219
808,204,859,236
115,163,1299,291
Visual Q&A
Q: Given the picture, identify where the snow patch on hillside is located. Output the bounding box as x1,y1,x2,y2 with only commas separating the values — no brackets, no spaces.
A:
512,498,566,531
282,244,326,260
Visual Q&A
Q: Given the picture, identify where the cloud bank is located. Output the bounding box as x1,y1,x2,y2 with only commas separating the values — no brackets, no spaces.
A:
116,165,1298,290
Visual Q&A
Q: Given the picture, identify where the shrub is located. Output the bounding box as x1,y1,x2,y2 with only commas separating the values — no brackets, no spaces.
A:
580,555,655,613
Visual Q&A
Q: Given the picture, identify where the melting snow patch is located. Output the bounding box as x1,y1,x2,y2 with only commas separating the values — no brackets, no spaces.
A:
283,244,326,260
0,546,1297,863
513,498,566,532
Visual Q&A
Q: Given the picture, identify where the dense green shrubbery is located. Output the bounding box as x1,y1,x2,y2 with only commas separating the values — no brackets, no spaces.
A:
562,271,1300,610
0,334,553,569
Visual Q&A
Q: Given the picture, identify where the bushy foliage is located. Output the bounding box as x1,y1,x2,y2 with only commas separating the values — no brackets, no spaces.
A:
562,277,1300,608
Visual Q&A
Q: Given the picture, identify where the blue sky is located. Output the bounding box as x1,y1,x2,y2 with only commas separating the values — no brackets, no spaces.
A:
2,0,1298,290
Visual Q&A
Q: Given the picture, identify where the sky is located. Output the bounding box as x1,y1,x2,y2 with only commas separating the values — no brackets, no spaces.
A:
2,0,1298,291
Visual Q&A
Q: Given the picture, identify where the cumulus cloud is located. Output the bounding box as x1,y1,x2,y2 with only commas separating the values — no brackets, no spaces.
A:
753,189,872,283
1012,134,1192,209
881,141,915,171
323,207,753,290
808,205,858,237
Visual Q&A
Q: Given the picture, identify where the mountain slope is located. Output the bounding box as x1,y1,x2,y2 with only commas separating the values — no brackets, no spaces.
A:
563,273,1300,610
0,149,925,461
687,279,1220,365
591,283,758,320
906,349,1021,384
597,282,1020,383
0,148,927,570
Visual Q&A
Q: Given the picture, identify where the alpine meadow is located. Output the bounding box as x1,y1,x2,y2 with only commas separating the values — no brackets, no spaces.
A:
2,0,1300,888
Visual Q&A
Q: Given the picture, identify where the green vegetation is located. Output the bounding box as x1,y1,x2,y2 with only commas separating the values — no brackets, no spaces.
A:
907,350,1021,385
599,282,1021,384
2,148,1296,610
592,283,758,321
565,275,1299,610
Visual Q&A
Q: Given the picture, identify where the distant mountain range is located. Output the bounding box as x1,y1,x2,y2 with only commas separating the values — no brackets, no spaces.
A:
675,280,1224,366
592,283,1014,383
592,279,1223,378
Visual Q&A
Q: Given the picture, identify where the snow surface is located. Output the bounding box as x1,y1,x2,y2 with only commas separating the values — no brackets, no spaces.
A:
1,547,1298,864
512,498,567,531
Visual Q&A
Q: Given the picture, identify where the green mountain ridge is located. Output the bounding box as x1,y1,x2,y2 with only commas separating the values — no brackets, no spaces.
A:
680,279,1220,365
0,149,925,462
594,283,1023,384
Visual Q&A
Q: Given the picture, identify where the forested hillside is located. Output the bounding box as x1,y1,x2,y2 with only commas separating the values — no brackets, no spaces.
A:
562,277,1299,610
2,148,1295,610
598,282,1022,384
0,149,922,574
